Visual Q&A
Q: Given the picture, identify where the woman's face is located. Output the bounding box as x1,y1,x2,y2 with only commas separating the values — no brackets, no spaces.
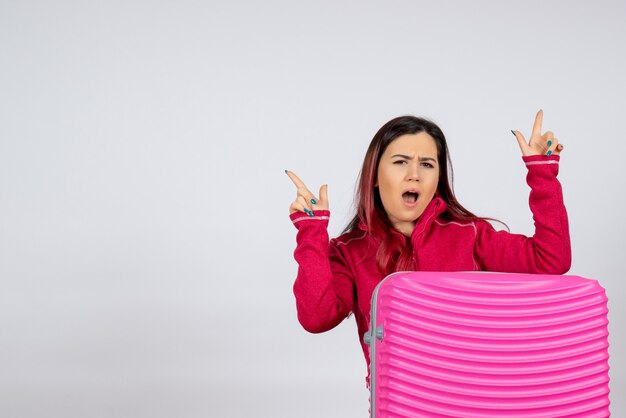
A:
376,132,440,236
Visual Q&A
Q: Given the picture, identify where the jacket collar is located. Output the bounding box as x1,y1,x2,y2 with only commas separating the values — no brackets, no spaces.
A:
411,197,447,239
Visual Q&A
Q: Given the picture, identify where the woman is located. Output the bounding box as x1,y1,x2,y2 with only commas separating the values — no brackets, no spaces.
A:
286,110,570,381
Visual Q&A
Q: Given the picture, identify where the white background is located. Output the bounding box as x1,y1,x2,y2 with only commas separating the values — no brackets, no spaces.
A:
1,1,624,417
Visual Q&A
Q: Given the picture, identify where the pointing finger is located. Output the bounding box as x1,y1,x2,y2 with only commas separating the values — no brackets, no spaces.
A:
286,170,317,200
285,170,307,190
511,130,529,155
531,109,543,139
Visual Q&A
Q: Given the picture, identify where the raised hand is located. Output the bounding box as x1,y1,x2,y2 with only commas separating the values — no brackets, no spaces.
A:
512,110,564,157
286,170,329,216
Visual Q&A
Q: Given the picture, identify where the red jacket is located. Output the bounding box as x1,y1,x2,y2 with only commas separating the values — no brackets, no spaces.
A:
289,155,571,375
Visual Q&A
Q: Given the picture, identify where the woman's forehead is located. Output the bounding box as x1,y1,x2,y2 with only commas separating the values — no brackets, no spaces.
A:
385,133,437,156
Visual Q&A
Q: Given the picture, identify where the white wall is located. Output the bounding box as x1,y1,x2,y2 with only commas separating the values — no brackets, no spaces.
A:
1,1,624,417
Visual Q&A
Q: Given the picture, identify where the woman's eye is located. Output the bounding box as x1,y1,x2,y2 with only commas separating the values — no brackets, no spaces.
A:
421,162,434,168
393,160,408,165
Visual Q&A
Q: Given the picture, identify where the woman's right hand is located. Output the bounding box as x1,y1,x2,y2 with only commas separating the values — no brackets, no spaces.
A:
286,170,329,215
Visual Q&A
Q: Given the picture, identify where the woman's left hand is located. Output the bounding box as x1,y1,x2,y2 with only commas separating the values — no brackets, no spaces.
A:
512,110,564,157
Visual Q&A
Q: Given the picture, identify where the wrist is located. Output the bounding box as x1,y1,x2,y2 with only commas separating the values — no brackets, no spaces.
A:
522,154,560,163
290,210,331,228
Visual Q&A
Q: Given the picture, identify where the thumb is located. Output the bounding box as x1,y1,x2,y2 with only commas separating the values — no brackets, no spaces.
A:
319,184,329,209
512,130,529,155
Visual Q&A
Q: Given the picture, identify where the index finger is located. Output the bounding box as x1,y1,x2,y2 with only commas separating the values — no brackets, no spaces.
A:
531,109,543,138
285,170,307,189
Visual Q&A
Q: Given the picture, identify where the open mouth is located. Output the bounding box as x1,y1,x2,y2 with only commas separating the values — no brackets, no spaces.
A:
402,191,419,204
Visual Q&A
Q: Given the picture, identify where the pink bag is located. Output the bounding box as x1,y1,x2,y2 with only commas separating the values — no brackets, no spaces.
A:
364,272,610,417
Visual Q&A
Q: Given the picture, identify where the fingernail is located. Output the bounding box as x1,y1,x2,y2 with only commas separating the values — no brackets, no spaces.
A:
547,140,552,147
547,150,552,156
284,169,288,174
511,130,516,136
303,208,314,216
311,198,317,205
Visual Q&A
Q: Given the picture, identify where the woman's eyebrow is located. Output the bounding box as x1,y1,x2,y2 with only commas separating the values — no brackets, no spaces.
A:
390,154,437,163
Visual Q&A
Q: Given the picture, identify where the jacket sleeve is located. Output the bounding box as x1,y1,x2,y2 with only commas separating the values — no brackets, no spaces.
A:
290,210,355,333
474,155,571,274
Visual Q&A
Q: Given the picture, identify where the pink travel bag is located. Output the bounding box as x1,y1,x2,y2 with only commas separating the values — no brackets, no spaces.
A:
364,272,610,417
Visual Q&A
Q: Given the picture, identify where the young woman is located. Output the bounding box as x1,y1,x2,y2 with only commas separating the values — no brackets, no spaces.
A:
286,110,570,383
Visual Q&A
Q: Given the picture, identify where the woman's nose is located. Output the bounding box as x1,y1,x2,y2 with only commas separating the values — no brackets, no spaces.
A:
406,162,420,181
